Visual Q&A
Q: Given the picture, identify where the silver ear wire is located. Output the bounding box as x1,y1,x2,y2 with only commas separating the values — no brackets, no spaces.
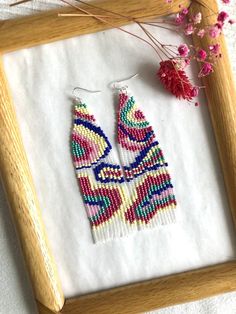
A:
73,86,101,103
109,73,139,91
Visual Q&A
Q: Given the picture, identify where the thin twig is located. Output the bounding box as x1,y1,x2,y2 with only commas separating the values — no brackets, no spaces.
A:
61,0,161,56
164,45,178,56
138,19,178,26
10,0,31,6
142,22,186,40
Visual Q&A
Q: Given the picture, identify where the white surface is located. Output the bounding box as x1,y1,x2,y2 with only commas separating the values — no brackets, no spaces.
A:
1,1,236,314
3,19,236,296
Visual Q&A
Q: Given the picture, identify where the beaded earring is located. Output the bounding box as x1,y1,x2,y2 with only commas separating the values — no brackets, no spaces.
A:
112,76,177,229
71,87,137,243
71,80,177,244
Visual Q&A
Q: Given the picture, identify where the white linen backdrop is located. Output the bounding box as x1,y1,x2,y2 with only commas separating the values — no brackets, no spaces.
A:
1,1,236,313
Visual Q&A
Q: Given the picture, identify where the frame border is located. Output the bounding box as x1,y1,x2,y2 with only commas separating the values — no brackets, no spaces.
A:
0,0,236,313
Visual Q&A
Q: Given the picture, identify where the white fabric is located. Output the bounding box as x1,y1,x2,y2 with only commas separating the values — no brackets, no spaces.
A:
1,1,236,314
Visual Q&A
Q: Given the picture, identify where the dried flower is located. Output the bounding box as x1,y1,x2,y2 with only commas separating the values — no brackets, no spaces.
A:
185,58,191,66
184,23,195,35
197,49,207,60
175,58,190,70
209,43,220,55
182,7,189,15
193,12,202,24
208,25,221,38
178,44,190,57
175,13,185,25
198,63,213,77
222,0,230,3
197,29,205,38
217,11,229,23
215,22,223,30
158,60,197,101
191,87,199,97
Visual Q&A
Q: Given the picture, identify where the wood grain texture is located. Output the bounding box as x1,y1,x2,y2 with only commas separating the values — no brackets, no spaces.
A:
0,0,190,53
191,0,236,226
1,0,236,313
38,301,58,314
37,262,236,314
0,58,64,312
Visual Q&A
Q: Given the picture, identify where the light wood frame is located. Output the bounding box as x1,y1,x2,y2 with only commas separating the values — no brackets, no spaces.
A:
0,0,236,313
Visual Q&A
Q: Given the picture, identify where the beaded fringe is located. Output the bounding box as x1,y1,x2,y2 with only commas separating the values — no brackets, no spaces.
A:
71,93,177,243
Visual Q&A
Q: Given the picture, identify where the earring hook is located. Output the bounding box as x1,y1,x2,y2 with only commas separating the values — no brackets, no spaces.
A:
109,73,139,91
73,86,101,103
73,86,101,96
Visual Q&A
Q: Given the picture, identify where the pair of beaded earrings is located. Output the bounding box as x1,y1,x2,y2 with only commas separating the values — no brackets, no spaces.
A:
71,75,177,243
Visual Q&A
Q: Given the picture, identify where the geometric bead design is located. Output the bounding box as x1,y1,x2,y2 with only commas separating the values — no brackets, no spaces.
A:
77,174,126,227
93,162,125,183
125,172,176,224
72,103,112,169
72,99,130,242
71,92,177,243
117,91,177,228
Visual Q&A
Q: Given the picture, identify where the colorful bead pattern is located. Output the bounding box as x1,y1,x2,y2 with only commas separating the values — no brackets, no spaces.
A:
72,100,130,242
117,91,177,226
93,162,125,183
71,93,176,243
72,103,112,169
77,174,126,227
123,142,168,181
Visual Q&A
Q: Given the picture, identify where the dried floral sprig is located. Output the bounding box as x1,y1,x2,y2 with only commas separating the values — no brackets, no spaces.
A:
158,60,198,102
9,0,236,106
58,0,202,103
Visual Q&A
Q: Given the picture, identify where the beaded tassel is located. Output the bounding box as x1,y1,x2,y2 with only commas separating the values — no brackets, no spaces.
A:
117,90,177,228
71,99,137,243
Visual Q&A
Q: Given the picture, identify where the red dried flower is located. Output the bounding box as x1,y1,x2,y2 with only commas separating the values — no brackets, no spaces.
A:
217,11,229,23
157,60,197,101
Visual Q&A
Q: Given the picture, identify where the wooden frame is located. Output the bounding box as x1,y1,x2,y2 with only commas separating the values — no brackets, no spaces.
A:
0,0,236,313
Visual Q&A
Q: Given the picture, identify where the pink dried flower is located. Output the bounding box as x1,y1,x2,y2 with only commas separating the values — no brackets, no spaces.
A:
208,25,221,38
157,60,197,101
185,58,191,66
217,11,229,23
198,63,213,77
209,43,220,55
184,23,195,35
193,12,202,24
178,44,190,57
182,7,189,15
222,0,230,3
215,22,223,30
175,13,185,25
197,49,207,60
191,87,199,97
197,29,205,38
